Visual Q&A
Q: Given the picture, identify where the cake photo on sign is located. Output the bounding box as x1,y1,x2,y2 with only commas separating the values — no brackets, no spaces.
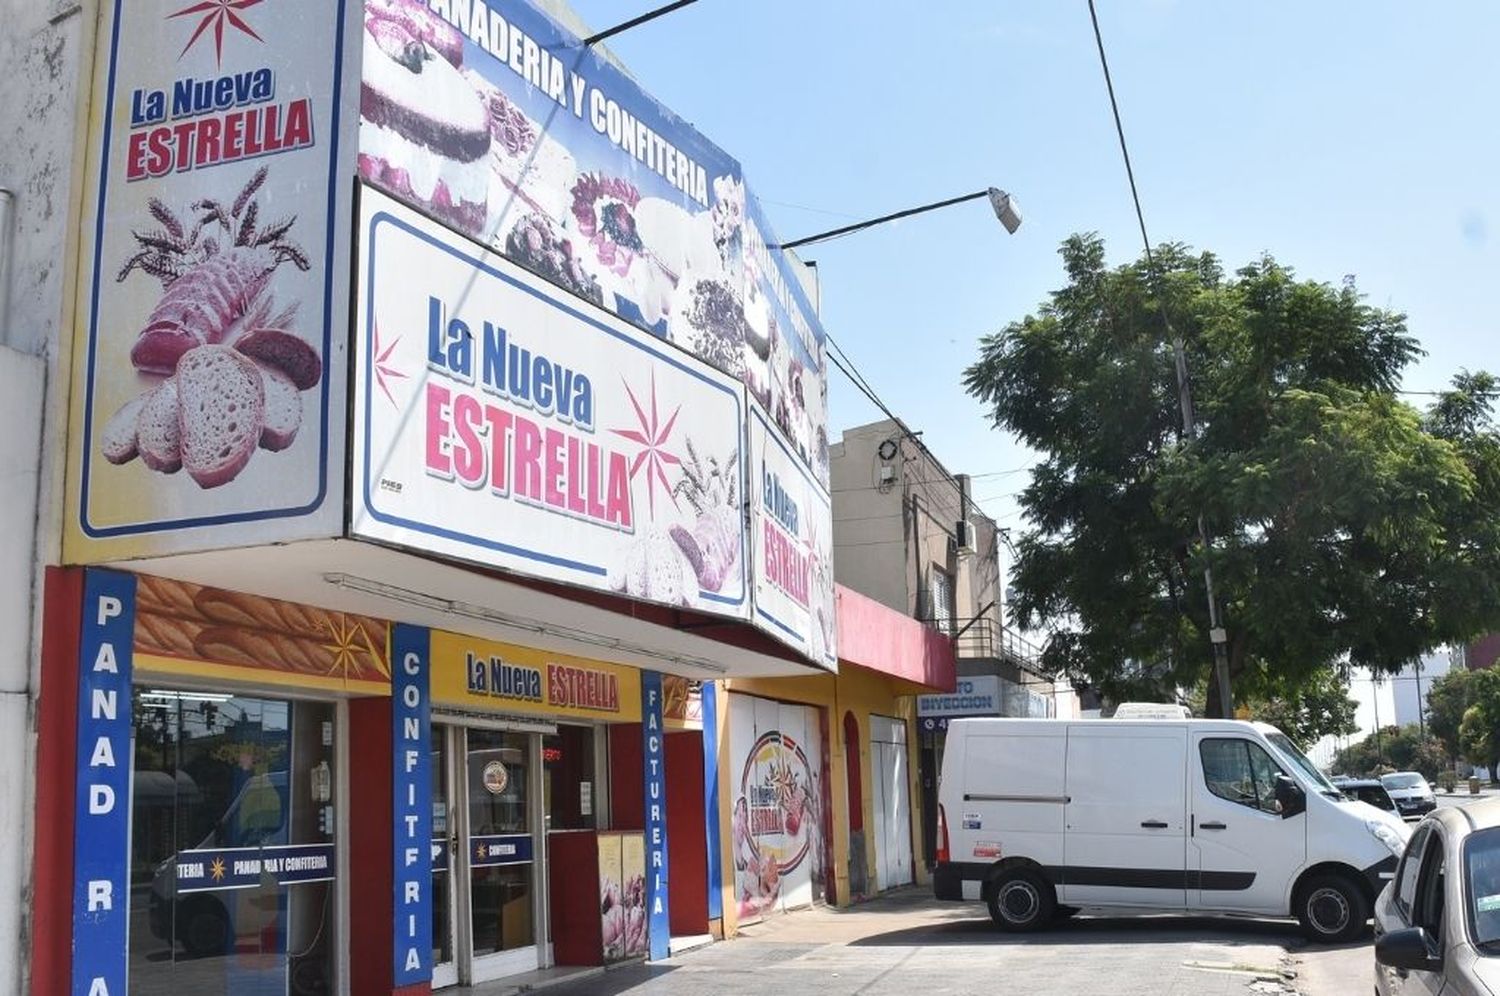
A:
359,0,491,235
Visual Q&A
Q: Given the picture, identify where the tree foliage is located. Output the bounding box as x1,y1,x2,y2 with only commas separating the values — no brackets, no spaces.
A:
1426,667,1483,759
966,235,1500,712
1247,665,1360,749
1331,724,1447,782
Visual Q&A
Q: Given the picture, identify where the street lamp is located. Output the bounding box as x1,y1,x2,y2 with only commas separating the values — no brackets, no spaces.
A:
773,187,1021,251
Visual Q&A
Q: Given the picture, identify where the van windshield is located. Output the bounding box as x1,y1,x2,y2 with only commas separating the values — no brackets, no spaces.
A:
1265,732,1336,794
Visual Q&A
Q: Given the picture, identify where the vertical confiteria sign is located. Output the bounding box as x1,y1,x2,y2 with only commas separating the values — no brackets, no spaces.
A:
392,624,433,985
641,670,671,960
71,570,136,996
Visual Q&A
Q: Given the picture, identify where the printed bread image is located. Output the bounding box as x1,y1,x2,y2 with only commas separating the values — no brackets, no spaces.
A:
136,380,182,474
176,345,265,489
134,575,390,684
256,362,302,451
104,167,324,488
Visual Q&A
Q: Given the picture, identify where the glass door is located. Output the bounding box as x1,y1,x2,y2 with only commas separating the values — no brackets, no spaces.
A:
457,728,542,985
431,727,458,989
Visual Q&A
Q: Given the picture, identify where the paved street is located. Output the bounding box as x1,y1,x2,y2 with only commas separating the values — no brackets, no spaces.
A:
496,889,1373,996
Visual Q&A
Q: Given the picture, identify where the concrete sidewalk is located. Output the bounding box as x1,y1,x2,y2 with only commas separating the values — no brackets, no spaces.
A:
501,888,1339,996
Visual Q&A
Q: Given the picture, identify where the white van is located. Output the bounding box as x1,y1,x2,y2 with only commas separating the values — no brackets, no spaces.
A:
934,718,1410,942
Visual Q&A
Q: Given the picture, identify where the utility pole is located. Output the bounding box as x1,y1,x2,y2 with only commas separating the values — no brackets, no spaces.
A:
1415,658,1426,740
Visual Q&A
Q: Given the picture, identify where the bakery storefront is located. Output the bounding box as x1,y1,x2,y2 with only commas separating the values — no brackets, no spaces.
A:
43,1,838,994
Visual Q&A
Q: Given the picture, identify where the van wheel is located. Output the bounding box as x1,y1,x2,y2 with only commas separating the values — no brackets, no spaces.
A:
987,869,1056,932
1296,873,1369,943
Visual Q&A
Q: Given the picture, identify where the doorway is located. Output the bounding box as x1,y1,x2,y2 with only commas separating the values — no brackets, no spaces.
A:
870,715,913,891
431,725,544,988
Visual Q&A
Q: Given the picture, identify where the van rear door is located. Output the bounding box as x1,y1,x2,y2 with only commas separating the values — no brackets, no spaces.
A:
1061,725,1188,909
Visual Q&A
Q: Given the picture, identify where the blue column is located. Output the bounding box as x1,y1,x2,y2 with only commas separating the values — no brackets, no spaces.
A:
72,569,136,996
392,624,433,986
641,670,671,960
701,681,723,920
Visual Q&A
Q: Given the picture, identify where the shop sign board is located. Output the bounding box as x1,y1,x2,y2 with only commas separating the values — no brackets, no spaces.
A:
65,0,353,562
917,676,1002,732
747,401,836,668
392,624,433,985
356,0,830,492
72,569,137,996
641,671,670,960
172,843,336,893
430,629,644,720
353,188,751,618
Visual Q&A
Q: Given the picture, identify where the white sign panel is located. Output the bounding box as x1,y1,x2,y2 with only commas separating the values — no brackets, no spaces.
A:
353,188,748,617
748,402,835,668
66,0,352,561
918,676,1002,718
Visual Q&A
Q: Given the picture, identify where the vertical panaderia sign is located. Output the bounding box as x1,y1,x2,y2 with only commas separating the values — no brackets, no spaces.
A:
72,570,136,996
641,671,670,960
66,0,351,561
748,402,836,667
391,624,432,986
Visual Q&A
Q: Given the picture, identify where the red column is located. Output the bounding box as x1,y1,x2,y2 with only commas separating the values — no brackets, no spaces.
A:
28,567,84,996
350,696,431,995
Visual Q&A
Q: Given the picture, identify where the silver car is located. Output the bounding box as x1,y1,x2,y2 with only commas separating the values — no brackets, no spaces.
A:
1375,799,1500,994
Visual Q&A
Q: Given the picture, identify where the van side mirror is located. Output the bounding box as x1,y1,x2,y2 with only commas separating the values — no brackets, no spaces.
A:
1274,774,1306,819
1375,927,1442,973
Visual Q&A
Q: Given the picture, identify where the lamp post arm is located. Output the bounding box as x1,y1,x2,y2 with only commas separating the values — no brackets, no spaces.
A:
583,0,701,46
773,190,990,250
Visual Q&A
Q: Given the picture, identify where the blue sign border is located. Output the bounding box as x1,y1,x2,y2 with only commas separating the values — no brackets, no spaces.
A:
72,569,136,996
392,623,433,986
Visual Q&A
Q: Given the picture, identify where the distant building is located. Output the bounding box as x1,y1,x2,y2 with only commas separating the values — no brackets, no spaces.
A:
1309,666,1397,771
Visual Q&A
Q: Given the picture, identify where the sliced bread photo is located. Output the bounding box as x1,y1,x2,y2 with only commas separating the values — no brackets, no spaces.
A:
257,361,303,451
101,392,148,465
136,380,182,474
177,345,265,489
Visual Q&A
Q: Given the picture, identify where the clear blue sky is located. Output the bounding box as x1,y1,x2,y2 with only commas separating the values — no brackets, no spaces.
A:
566,0,1499,542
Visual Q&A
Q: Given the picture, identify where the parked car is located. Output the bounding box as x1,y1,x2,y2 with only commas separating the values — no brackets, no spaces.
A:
933,718,1411,942
1374,798,1500,993
1343,779,1402,816
1383,771,1439,819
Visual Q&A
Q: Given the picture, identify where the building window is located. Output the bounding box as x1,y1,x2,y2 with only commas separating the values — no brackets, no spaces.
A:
929,567,954,633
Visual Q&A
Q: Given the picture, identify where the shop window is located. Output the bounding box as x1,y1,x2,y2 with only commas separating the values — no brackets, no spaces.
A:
543,724,598,831
129,690,337,996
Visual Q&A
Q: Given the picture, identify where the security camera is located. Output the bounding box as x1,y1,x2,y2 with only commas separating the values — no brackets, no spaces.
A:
988,188,1022,235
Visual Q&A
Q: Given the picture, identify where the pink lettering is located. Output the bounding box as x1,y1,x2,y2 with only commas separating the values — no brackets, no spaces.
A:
425,383,452,478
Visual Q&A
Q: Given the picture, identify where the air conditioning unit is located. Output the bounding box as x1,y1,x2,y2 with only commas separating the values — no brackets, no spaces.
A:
955,518,976,553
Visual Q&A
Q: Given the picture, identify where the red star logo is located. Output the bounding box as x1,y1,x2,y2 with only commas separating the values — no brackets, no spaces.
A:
170,0,265,66
611,372,682,519
371,320,407,408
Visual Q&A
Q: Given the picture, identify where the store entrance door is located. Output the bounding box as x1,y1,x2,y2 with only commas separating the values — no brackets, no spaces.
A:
432,725,544,987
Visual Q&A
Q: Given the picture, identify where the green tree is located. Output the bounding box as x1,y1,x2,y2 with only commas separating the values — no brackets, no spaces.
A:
1248,665,1359,749
965,235,1500,714
1331,724,1447,782
1426,667,1482,761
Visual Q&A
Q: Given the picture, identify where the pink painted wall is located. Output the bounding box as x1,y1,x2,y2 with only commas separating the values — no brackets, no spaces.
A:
835,584,955,692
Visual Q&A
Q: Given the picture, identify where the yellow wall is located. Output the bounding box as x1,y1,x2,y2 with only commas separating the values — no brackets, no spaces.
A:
720,665,928,923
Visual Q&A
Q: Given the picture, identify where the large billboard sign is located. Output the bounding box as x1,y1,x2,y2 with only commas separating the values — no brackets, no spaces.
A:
748,403,836,667
64,1,353,561
353,187,749,617
356,0,830,489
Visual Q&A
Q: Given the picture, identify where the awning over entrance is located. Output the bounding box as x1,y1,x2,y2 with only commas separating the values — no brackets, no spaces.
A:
834,585,955,694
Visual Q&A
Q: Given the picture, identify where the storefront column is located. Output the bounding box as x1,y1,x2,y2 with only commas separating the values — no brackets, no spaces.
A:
28,567,84,996
349,696,396,995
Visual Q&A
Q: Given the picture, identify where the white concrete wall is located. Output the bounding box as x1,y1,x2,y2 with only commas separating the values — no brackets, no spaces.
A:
0,1,93,990
1393,650,1454,730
